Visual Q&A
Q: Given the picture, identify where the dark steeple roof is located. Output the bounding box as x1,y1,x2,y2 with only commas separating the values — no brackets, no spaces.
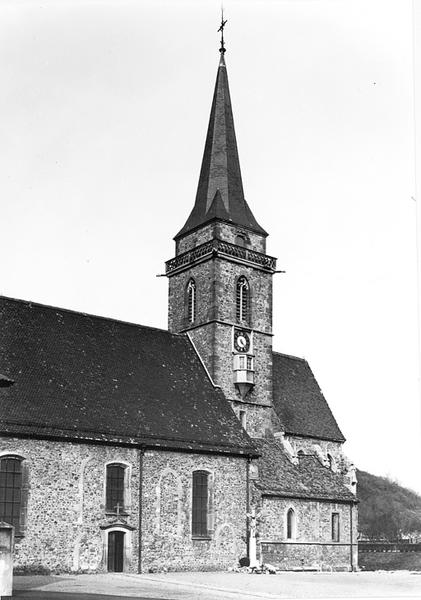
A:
175,53,267,239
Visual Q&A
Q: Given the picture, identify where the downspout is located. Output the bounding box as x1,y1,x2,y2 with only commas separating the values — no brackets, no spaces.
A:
349,503,354,571
246,456,251,558
138,448,145,574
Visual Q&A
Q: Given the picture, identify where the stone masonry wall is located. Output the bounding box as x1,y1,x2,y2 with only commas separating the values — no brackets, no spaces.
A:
1,437,251,574
169,253,274,413
0,437,140,573
176,223,216,254
168,261,215,333
176,222,266,254
259,497,358,571
215,222,266,253
284,437,344,469
168,258,273,335
284,436,356,494
231,403,274,439
188,322,273,420
141,450,248,571
213,259,272,332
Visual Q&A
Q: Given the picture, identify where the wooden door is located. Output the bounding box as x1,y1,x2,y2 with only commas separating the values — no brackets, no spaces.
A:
107,531,124,572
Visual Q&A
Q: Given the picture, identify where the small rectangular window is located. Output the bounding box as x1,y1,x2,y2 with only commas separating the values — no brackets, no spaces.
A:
332,512,340,542
239,410,246,429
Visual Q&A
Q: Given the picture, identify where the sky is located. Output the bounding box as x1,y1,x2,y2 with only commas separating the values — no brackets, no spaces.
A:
1,0,421,494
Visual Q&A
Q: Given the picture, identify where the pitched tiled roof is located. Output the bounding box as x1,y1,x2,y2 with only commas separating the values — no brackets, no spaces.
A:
175,54,267,239
0,296,257,456
254,439,356,503
272,352,345,442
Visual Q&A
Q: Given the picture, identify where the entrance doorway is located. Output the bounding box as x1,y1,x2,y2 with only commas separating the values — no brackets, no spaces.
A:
107,531,124,572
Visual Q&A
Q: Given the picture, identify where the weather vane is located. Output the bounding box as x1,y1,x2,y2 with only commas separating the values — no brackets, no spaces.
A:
218,8,227,54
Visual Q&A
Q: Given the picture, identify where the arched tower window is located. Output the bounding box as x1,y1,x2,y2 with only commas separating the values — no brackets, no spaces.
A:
286,508,296,540
236,276,249,322
187,279,196,323
0,455,29,536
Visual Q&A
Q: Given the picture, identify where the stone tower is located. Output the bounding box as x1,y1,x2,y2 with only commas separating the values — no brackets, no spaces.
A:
166,49,277,437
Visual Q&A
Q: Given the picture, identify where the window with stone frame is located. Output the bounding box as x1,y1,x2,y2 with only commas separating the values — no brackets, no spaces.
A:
106,464,127,514
236,276,249,323
192,470,209,537
331,512,340,542
286,508,296,540
187,279,196,323
0,455,29,536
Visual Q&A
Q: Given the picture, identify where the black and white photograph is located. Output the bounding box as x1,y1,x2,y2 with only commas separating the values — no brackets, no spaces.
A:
0,1,421,598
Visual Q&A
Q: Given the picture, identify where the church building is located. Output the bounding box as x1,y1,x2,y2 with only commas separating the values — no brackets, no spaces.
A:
0,35,358,573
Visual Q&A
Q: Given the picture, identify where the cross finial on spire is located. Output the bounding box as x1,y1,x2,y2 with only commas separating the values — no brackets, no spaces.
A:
218,8,227,54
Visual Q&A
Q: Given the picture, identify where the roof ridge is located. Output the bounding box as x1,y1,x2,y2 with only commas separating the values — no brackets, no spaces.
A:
0,295,183,338
272,350,306,362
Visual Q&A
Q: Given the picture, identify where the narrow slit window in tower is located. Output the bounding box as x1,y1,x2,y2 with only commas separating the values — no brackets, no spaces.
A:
187,279,196,323
236,276,249,322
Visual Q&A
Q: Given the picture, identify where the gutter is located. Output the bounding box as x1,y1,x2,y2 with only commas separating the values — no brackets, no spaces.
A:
0,425,259,458
138,448,144,574
261,490,359,504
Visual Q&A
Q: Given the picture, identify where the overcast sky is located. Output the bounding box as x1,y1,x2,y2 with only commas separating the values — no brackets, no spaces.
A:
1,0,421,494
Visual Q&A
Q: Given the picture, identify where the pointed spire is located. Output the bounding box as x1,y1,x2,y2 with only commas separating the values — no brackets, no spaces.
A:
175,36,267,240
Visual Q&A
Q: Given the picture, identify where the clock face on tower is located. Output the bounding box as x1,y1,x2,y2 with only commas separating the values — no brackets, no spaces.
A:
234,329,251,353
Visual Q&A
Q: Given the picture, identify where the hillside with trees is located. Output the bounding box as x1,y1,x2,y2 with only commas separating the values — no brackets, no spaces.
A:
357,469,421,540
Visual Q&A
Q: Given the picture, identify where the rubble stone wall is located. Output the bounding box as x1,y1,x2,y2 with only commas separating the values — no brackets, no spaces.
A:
0,435,357,573
0,437,140,573
1,438,250,573
168,260,215,333
259,496,358,571
175,222,266,254
141,450,248,571
284,437,344,469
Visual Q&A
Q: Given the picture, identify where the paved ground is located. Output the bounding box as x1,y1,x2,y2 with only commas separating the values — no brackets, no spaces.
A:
12,571,421,600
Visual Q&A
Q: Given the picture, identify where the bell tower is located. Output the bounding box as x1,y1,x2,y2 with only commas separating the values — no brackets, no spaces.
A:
166,36,277,437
